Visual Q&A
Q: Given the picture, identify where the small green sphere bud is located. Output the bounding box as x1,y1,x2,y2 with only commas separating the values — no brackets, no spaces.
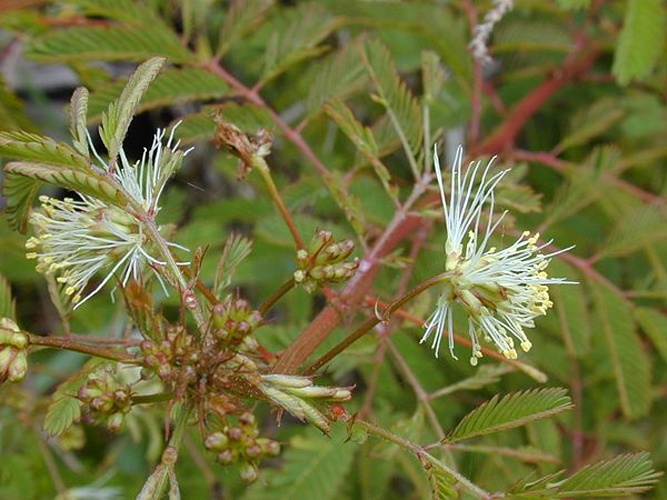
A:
239,463,259,484
205,432,229,451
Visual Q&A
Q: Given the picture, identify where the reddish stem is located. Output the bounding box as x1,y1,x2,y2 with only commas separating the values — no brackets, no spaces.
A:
473,46,601,156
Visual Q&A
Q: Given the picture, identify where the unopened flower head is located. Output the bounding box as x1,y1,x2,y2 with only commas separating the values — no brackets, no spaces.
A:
25,125,190,308
422,145,574,365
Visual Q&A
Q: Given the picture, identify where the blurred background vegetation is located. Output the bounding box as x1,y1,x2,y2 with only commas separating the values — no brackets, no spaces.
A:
1,0,666,498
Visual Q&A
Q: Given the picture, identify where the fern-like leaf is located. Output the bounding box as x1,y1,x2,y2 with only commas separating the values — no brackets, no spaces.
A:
87,68,229,122
548,453,662,497
0,131,90,169
242,424,356,500
217,0,274,57
44,359,109,436
554,99,625,154
99,57,165,162
306,41,366,114
68,87,90,157
612,0,665,85
591,281,651,419
214,233,253,297
2,172,42,233
26,25,190,64
598,204,667,259
446,388,573,443
5,162,129,208
361,40,422,174
261,3,339,84
634,307,667,364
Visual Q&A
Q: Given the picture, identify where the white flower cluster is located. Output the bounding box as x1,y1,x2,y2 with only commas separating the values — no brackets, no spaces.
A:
26,126,189,308
422,146,573,365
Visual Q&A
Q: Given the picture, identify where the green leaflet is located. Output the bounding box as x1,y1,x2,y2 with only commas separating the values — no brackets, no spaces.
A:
547,452,662,497
0,273,16,320
214,233,254,297
99,57,165,163
86,68,230,122
446,388,573,443
217,0,274,57
241,424,357,500
325,98,379,156
612,0,665,85
261,3,340,85
361,39,422,174
68,87,90,157
549,260,591,356
591,281,651,419
634,307,667,364
2,173,42,233
43,359,110,437
4,162,128,208
26,25,191,64
554,99,626,154
0,131,90,170
305,41,366,114
598,204,667,259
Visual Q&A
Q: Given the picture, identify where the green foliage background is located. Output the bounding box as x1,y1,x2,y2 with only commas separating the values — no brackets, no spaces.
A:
0,0,666,498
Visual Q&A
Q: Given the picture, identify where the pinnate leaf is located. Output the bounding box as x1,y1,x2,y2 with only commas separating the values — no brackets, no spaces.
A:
591,281,651,419
100,57,165,162
68,87,90,157
27,20,190,64
446,388,572,442
612,0,665,85
44,359,109,436
361,40,422,168
242,424,356,500
634,307,667,364
0,131,89,169
87,68,229,122
214,233,253,296
5,162,129,208
548,452,662,497
2,172,42,233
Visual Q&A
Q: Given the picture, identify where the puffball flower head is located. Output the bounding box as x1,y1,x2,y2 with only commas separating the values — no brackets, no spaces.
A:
25,125,190,308
421,146,574,365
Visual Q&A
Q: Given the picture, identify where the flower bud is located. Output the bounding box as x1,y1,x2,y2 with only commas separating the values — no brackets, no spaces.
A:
239,463,258,484
205,432,229,451
7,351,28,383
107,412,125,432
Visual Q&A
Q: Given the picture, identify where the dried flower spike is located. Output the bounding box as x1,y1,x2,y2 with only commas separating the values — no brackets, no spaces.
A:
422,146,574,365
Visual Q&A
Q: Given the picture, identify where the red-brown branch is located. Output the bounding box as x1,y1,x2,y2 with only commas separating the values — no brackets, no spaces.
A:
473,46,601,157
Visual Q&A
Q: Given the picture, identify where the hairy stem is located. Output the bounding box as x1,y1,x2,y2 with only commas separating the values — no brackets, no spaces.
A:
29,334,135,363
353,418,491,499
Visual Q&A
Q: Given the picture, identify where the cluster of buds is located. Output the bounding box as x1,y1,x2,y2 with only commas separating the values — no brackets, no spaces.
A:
258,374,352,432
77,366,133,432
204,412,280,483
140,325,199,386
0,318,29,384
210,295,262,351
294,229,359,293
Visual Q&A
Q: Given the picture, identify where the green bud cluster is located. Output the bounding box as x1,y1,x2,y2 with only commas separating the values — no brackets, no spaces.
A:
258,374,352,432
204,412,280,483
210,295,262,350
0,318,29,384
77,366,133,432
294,229,359,293
140,325,199,385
